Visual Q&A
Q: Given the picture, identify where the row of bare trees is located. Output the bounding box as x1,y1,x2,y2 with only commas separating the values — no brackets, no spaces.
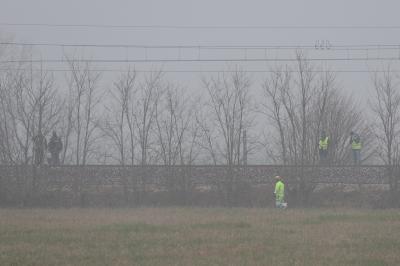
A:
0,65,61,164
261,52,374,166
371,66,400,202
2,42,400,205
100,69,199,166
1,46,400,171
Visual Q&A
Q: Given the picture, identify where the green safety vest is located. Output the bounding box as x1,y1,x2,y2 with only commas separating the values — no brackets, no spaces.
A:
275,180,285,201
352,140,362,150
319,137,329,150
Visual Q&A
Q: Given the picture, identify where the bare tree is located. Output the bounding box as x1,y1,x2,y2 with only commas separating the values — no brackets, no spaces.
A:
153,83,200,203
262,54,316,167
203,70,253,204
102,68,137,165
295,52,317,166
155,84,196,165
371,66,400,201
261,67,291,164
0,38,39,164
58,88,75,165
196,107,219,165
0,60,62,165
204,71,253,165
0,74,15,163
66,57,102,165
133,71,162,165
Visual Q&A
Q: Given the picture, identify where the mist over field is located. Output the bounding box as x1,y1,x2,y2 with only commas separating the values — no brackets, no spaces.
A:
1,1,400,165
1,1,400,265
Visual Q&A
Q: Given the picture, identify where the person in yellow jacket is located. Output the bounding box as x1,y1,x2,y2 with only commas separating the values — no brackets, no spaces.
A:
350,131,362,165
318,131,329,164
274,176,287,209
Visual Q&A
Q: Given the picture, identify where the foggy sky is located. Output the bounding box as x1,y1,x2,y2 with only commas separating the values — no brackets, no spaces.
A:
1,0,400,105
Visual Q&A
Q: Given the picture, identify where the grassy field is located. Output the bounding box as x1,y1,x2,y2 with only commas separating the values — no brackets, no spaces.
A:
0,208,400,266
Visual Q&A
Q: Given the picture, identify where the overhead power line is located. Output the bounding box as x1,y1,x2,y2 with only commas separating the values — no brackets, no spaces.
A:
0,41,315,49
2,23,400,30
0,57,399,64
1,41,400,51
0,68,398,74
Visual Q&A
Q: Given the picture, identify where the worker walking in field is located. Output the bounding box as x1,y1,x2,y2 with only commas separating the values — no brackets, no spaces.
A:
274,176,286,209
318,131,329,164
350,131,362,165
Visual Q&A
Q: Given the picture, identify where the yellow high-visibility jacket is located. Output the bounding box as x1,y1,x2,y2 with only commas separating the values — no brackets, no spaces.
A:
351,140,362,150
275,180,285,201
319,137,329,150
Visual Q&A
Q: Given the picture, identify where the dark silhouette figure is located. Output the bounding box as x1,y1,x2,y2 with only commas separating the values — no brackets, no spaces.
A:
33,132,47,166
48,131,63,166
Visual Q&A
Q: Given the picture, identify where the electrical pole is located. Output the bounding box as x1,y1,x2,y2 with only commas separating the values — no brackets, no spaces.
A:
243,130,247,165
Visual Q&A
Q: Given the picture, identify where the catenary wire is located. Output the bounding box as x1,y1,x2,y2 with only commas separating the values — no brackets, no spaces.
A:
1,57,400,64
2,23,400,30
0,68,398,73
1,41,400,51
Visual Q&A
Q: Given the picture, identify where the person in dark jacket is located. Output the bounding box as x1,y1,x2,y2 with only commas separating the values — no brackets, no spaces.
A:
33,131,47,166
48,131,63,166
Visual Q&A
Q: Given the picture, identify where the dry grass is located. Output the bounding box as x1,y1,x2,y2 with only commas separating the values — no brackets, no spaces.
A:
0,208,400,265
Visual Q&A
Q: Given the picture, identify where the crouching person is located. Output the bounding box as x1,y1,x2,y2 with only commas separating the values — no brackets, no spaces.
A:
274,176,287,209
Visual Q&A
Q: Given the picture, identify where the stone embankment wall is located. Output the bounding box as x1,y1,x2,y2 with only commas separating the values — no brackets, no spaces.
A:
0,165,395,207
